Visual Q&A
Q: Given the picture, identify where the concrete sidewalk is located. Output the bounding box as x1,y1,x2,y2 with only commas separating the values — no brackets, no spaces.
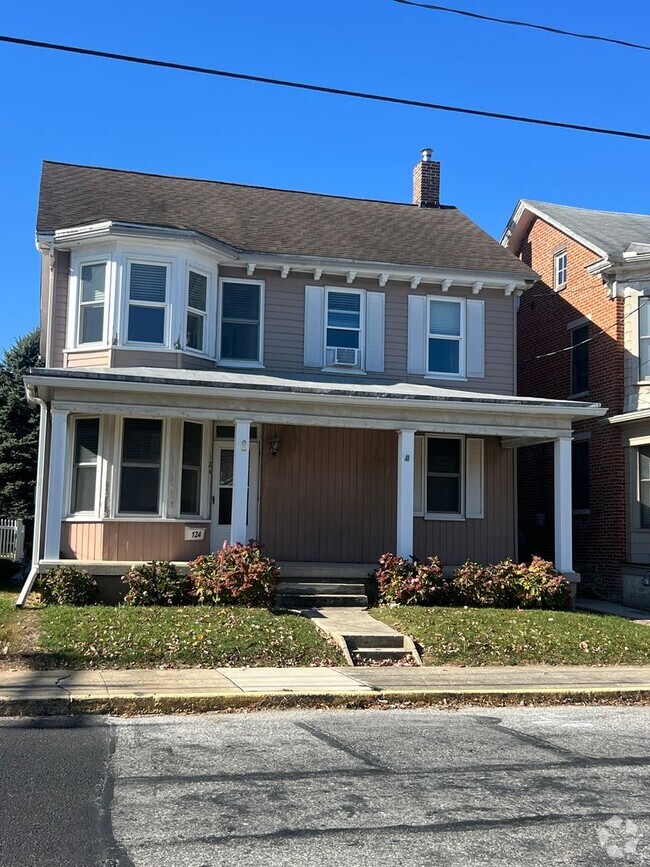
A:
1,664,649,715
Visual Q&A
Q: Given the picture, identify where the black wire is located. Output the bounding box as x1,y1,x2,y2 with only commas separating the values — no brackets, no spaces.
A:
391,0,650,53
1,33,649,141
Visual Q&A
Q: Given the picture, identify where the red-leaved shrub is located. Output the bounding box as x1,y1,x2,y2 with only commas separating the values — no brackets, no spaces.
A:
374,553,451,605
189,542,280,607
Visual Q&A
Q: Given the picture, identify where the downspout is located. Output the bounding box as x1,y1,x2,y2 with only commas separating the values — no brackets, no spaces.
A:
44,240,55,368
16,394,48,607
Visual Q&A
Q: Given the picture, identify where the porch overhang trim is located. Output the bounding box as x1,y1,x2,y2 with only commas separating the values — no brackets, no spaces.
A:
608,410,650,425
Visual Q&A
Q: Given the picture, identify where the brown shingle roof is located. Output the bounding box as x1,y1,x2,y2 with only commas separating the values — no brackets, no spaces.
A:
38,161,533,276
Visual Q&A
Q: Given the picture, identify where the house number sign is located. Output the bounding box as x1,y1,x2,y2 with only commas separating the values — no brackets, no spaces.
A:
184,526,206,541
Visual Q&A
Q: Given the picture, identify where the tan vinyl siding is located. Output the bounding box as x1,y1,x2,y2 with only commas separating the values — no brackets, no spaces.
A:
61,522,104,560
414,437,515,565
101,522,209,561
259,425,397,563
110,350,216,370
50,250,70,367
65,350,112,368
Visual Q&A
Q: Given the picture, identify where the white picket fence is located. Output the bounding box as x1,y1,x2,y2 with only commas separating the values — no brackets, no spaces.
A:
0,518,25,562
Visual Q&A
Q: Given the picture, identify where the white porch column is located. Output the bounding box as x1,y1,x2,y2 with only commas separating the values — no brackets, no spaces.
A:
43,407,69,561
396,429,416,558
554,436,573,573
230,420,251,545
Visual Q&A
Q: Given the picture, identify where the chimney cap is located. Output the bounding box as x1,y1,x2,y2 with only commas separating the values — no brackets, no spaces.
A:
420,147,433,162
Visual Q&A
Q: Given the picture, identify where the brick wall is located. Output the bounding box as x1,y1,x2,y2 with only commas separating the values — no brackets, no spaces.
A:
516,217,625,597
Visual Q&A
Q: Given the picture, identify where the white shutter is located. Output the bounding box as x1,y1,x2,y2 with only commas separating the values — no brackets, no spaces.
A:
465,437,484,519
407,295,427,375
466,298,485,378
365,291,385,373
413,434,424,515
303,285,325,367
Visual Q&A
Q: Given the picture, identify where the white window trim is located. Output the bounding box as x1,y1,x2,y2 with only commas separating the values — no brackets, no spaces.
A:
426,296,466,380
75,261,109,348
322,286,366,373
178,420,210,519
638,297,650,383
68,257,112,350
554,250,568,291
637,444,650,531
65,415,103,518
115,417,167,518
124,259,172,348
184,264,211,356
217,276,265,367
423,434,466,521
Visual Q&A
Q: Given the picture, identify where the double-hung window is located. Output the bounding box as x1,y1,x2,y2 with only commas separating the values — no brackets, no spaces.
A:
640,445,650,529
554,250,568,290
639,298,650,381
186,270,208,353
180,422,203,515
325,290,362,367
127,263,168,345
78,263,106,345
119,418,163,514
428,298,464,376
570,324,589,395
426,437,463,516
219,279,263,363
70,418,100,513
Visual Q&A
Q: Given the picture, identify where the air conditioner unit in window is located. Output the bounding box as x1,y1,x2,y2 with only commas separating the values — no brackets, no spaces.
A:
330,347,360,367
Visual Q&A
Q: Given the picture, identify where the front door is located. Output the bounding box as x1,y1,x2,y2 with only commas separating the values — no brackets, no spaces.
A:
210,440,260,550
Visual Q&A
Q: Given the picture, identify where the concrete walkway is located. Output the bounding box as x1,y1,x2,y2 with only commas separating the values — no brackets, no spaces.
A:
575,598,650,625
302,607,418,663
0,664,649,714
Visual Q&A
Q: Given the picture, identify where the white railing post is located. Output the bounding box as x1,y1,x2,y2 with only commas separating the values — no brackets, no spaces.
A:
554,436,573,573
14,519,25,563
396,429,416,559
43,407,69,561
230,420,251,545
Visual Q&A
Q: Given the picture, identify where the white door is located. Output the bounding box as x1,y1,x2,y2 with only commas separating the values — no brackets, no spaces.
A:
210,440,260,550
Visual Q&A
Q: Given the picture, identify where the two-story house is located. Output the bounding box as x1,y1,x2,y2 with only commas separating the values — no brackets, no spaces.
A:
502,200,650,608
18,154,602,604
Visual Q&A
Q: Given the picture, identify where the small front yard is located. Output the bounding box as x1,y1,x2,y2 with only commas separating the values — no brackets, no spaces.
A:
372,606,650,666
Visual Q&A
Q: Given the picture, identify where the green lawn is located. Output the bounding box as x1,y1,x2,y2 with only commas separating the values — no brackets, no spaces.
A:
36,605,345,669
0,589,17,654
372,606,650,666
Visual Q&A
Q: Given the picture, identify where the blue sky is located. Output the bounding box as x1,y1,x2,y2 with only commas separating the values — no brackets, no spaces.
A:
1,0,648,353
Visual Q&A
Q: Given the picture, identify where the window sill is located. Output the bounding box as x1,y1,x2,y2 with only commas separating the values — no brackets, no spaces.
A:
108,516,211,523
64,345,110,353
424,374,468,382
568,391,589,400
422,514,466,522
636,382,650,387
217,360,265,369
572,509,590,516
320,367,367,376
120,343,172,351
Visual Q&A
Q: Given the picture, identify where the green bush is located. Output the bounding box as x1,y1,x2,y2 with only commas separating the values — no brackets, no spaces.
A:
122,560,191,606
38,566,98,606
189,542,280,607
374,553,451,605
518,556,572,610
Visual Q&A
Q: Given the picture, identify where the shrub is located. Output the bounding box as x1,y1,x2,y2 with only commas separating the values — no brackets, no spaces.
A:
484,558,528,608
518,556,571,610
38,566,98,606
188,542,280,607
374,553,451,606
122,560,191,606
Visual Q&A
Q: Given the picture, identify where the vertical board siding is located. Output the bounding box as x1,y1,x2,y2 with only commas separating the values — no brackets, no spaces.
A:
259,425,397,563
413,438,515,566
61,522,104,560
102,522,210,562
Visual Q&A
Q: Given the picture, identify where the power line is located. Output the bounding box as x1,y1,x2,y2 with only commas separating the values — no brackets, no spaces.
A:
1,34,650,142
533,302,637,360
391,0,650,53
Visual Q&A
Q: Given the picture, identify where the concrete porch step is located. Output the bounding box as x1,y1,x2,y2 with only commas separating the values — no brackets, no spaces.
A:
277,593,369,609
279,562,374,580
351,648,413,663
345,633,405,650
278,582,366,595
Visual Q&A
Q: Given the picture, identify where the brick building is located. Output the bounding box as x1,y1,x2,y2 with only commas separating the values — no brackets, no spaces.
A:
502,201,650,606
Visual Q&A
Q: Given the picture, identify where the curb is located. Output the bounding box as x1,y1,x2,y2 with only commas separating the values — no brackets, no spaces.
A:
1,688,649,717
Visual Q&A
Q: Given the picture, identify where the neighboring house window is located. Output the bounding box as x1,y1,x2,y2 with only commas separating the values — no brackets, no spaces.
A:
119,418,163,513
219,279,263,363
426,437,463,516
127,263,168,344
78,263,106,345
325,290,362,367
428,299,463,376
180,422,203,515
640,445,650,529
571,324,589,395
639,298,650,381
186,271,208,353
554,250,568,289
572,440,589,512
71,418,100,513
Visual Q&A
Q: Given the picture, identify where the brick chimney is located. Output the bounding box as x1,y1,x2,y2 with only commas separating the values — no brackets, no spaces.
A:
412,147,440,208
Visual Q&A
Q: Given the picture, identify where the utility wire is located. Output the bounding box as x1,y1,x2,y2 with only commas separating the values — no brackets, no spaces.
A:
1,34,650,141
391,0,650,53
533,300,638,360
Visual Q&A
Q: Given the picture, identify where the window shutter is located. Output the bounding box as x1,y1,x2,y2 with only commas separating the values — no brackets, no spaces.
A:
407,295,427,374
304,285,325,367
413,434,424,515
365,291,385,372
466,299,485,378
465,438,484,519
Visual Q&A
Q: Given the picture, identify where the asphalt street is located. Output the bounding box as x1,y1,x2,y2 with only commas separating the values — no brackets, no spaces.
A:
1,707,649,866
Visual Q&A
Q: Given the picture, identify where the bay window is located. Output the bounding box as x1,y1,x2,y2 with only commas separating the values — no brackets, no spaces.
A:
127,263,168,345
428,298,464,376
219,279,263,363
186,270,208,353
119,418,163,514
70,417,100,513
78,263,106,345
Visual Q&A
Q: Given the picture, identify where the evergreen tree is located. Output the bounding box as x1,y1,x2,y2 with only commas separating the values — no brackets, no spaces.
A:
0,329,42,517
